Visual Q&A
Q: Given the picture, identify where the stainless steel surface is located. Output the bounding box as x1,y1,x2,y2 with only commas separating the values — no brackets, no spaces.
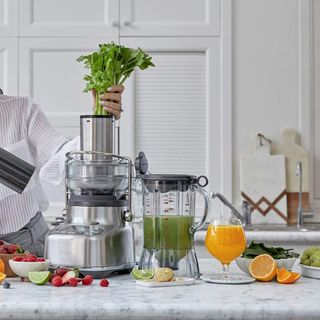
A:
0,147,35,194
46,148,135,275
66,206,126,226
80,116,116,154
45,221,135,268
211,192,251,226
296,161,304,228
244,223,320,232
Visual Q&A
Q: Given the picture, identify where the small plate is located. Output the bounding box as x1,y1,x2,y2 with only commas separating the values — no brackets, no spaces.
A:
135,277,195,287
201,273,255,284
299,263,320,279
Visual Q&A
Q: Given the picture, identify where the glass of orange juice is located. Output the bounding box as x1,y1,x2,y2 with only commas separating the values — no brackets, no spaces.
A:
205,218,246,280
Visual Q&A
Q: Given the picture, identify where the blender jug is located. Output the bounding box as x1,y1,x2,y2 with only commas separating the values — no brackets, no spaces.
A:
138,174,211,278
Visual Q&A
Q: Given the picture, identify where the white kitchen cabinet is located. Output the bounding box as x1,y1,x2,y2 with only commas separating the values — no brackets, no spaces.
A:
18,38,116,134
19,0,119,37
120,0,220,37
0,0,18,37
0,38,18,95
119,37,227,195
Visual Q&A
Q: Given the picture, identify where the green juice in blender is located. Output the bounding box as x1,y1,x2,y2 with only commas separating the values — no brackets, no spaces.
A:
143,215,193,268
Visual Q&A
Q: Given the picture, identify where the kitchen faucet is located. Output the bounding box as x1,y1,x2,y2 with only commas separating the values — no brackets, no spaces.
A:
296,161,304,228
210,192,252,227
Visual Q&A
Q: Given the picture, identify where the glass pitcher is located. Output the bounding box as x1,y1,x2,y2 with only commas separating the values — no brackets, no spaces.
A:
138,174,211,278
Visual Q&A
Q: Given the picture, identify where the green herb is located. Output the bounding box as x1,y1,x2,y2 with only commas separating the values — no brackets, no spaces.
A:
242,241,300,259
77,42,155,115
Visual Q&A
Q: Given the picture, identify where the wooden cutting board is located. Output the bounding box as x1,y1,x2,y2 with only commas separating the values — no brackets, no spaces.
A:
240,135,287,224
273,128,310,224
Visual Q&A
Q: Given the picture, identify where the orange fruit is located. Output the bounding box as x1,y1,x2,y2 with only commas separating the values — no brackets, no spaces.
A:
249,254,277,281
0,258,5,273
277,267,301,284
0,272,6,283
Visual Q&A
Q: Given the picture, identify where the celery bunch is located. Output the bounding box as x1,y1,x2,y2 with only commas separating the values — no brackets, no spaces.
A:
77,42,154,115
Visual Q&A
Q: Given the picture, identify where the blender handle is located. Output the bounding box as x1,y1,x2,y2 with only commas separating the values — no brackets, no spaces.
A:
191,185,211,234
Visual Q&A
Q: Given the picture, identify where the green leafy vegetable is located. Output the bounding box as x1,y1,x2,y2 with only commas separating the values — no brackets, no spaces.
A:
77,42,155,115
242,241,299,259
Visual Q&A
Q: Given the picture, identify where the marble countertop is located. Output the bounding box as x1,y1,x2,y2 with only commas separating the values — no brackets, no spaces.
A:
0,258,319,320
196,228,320,245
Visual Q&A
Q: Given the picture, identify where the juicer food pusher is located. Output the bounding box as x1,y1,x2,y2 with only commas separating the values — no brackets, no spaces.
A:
45,115,136,278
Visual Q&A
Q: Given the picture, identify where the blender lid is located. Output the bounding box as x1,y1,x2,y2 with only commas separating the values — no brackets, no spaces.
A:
137,174,208,192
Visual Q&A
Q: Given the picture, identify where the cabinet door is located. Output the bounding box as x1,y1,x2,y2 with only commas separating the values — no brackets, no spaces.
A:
119,37,229,196
0,38,18,95
19,38,116,133
20,0,119,37
0,0,18,36
119,0,220,36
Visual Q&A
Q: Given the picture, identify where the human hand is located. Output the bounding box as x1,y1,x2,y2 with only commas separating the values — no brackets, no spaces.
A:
92,85,124,119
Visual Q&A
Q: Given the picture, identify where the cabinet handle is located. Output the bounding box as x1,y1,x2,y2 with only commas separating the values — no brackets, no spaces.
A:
123,21,131,26
112,21,119,27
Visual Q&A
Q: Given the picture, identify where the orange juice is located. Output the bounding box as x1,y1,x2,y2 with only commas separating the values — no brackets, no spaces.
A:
205,225,246,265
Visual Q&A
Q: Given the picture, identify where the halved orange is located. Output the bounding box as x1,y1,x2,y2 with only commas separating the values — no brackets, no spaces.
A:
277,267,301,284
0,272,6,283
249,254,277,281
0,258,4,273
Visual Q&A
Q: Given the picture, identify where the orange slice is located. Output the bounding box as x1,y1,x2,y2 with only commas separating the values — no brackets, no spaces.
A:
249,254,277,281
0,272,6,283
0,258,5,274
277,267,301,284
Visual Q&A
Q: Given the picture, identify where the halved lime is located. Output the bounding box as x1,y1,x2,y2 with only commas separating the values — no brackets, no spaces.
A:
28,271,51,285
131,267,154,280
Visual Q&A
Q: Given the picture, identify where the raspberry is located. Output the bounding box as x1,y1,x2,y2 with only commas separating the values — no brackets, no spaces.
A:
52,276,63,287
13,256,24,262
82,275,93,286
36,258,46,262
54,267,68,278
68,278,78,287
99,278,109,287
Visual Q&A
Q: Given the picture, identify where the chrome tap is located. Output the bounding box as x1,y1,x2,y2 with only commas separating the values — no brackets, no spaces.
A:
210,192,252,227
296,161,304,228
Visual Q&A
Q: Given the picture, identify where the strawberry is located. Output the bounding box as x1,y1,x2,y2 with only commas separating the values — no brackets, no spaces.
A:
62,269,79,285
52,276,63,287
82,275,93,286
36,258,46,262
0,247,9,254
5,245,18,254
68,278,78,287
99,278,109,287
54,267,69,278
26,256,37,262
13,256,24,262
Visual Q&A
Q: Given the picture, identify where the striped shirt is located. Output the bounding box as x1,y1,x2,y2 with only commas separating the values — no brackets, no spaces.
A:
0,95,79,234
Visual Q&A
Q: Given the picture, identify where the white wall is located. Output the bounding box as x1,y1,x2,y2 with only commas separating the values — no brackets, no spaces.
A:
232,0,304,205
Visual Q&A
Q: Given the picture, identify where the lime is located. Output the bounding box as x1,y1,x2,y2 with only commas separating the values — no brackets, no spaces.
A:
131,268,154,280
28,271,51,285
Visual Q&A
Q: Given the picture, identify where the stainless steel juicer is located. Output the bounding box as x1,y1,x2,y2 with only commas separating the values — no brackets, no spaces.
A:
45,115,135,277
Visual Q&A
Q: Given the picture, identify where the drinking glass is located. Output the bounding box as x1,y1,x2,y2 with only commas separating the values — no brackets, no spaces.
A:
205,218,246,280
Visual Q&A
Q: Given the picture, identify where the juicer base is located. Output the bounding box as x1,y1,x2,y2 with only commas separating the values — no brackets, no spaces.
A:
49,263,135,279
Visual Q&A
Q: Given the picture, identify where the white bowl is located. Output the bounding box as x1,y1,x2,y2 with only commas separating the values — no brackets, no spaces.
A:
9,259,50,278
299,263,320,279
235,257,296,276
